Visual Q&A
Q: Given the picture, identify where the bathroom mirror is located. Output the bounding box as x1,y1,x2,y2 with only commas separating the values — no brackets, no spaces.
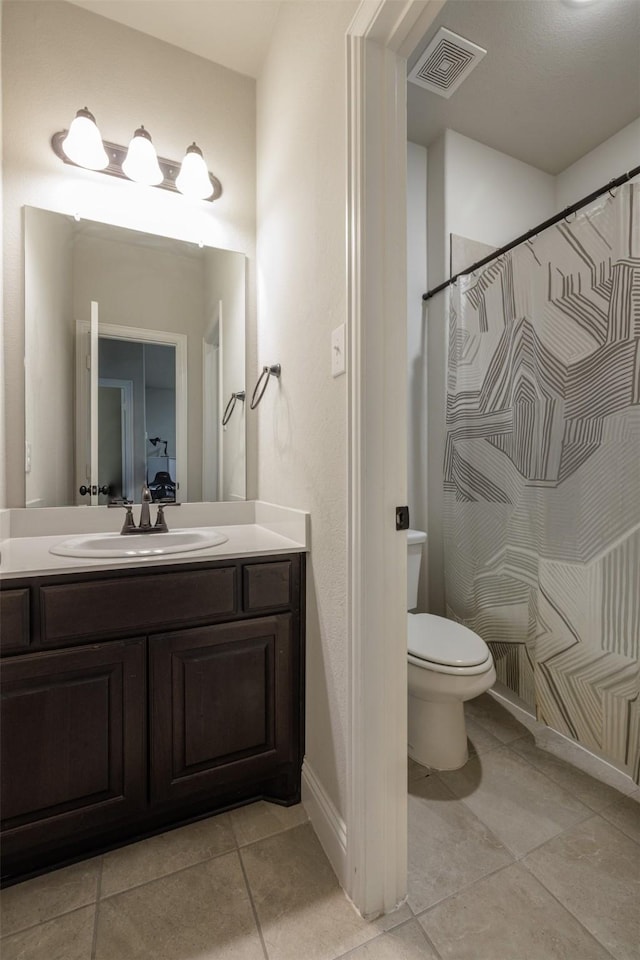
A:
24,207,246,506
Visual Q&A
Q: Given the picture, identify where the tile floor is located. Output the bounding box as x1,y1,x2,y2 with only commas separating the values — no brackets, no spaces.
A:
1,694,638,960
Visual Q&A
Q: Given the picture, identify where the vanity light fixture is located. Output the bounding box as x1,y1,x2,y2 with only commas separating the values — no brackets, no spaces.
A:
60,107,109,171
121,126,163,186
176,143,214,200
52,108,222,202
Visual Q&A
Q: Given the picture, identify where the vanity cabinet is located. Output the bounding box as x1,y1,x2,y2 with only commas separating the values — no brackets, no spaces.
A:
150,615,294,805
1,641,146,864
0,553,305,882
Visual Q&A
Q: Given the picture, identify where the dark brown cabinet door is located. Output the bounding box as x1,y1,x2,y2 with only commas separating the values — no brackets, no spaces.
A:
150,616,296,804
1,639,146,870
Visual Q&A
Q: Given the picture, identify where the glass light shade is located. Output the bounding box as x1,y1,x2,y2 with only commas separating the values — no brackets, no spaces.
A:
176,143,214,200
61,108,109,170
122,127,163,186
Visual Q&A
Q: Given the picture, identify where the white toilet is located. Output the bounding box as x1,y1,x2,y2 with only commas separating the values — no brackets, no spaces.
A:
407,530,496,771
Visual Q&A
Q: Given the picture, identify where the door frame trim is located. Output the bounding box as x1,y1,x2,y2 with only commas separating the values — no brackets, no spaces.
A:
345,0,444,918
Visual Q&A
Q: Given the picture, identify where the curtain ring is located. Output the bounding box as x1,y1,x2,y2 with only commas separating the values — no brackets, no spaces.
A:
250,363,281,410
221,389,245,426
564,211,577,223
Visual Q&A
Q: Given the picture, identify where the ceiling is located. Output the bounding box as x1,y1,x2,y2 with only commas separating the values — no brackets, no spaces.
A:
67,0,281,78
66,0,639,173
407,0,640,174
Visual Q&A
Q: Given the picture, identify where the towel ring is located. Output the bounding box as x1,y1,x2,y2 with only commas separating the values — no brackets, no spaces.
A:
250,363,281,410
221,390,245,426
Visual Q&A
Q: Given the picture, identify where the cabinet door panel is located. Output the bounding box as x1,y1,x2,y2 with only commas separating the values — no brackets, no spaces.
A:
0,588,30,654
1,640,145,856
182,640,270,767
243,561,292,613
150,616,294,803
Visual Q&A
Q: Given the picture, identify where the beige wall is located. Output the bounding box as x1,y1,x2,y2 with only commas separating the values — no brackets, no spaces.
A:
204,248,246,501
2,0,256,507
4,0,357,830
24,208,75,506
257,0,357,819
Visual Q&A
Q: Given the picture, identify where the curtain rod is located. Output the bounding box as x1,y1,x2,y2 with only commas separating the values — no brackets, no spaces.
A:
422,163,640,303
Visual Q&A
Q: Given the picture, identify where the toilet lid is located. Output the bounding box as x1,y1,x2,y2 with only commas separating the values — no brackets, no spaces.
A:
408,613,489,667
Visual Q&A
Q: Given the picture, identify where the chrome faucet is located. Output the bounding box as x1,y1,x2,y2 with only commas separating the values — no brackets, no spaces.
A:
108,485,180,535
138,484,153,530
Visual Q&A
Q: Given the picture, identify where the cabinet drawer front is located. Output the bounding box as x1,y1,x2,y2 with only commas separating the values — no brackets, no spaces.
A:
1,639,145,848
40,567,237,644
243,561,292,613
0,589,30,654
150,615,295,803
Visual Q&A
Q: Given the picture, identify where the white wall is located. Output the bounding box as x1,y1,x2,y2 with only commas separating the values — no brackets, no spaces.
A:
2,0,256,507
257,0,357,824
406,142,428,607
444,130,557,256
24,209,75,507
555,116,640,208
204,248,246,501
0,4,5,508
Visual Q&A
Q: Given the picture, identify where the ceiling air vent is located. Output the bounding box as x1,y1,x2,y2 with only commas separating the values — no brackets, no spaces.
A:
409,27,486,99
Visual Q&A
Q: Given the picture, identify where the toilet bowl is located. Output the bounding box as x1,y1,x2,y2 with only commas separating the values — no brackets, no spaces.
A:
407,531,495,770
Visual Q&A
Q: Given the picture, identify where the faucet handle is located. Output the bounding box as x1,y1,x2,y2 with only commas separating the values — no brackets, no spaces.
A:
108,501,137,534
154,501,181,533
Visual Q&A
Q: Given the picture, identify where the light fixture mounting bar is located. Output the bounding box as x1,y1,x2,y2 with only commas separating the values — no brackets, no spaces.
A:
51,131,222,202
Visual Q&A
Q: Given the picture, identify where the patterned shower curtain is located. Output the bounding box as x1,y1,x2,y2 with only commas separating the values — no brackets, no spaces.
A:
443,183,640,782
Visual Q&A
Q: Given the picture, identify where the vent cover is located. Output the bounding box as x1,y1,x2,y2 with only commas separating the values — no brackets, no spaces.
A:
409,27,486,99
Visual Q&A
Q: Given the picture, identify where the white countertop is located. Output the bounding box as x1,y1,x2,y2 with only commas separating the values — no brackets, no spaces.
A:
0,502,309,579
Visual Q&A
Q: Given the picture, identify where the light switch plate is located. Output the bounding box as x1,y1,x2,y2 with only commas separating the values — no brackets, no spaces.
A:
331,324,346,377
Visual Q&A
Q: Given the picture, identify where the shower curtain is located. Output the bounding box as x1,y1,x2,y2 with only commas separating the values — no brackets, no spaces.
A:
443,182,640,782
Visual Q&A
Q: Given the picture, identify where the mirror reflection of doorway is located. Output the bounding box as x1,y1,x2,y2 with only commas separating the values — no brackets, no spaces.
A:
97,378,134,503
97,337,177,504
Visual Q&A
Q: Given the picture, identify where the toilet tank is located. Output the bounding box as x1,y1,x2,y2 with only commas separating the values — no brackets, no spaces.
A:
407,529,427,611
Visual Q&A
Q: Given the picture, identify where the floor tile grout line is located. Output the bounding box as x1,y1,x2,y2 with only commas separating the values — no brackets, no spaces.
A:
329,917,445,960
98,844,239,900
442,741,596,837
417,770,524,860
413,917,446,960
0,812,311,930
503,740,634,813
598,787,640,819
511,810,602,863
237,845,270,960
233,817,311,853
471,702,638,801
412,858,517,920
226,811,242,851
518,855,619,960
90,856,104,960
0,900,98,942
97,817,309,901
504,724,639,800
599,809,640,846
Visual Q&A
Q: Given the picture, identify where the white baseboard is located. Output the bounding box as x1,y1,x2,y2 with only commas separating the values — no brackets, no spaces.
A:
488,685,638,795
301,760,347,887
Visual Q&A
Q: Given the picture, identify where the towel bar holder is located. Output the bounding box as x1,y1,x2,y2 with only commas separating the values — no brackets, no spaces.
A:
250,364,281,410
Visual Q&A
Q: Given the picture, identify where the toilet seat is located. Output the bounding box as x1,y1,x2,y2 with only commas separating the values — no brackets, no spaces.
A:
408,613,492,676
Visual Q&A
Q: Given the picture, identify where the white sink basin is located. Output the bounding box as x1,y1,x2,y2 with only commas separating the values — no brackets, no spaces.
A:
49,529,228,559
